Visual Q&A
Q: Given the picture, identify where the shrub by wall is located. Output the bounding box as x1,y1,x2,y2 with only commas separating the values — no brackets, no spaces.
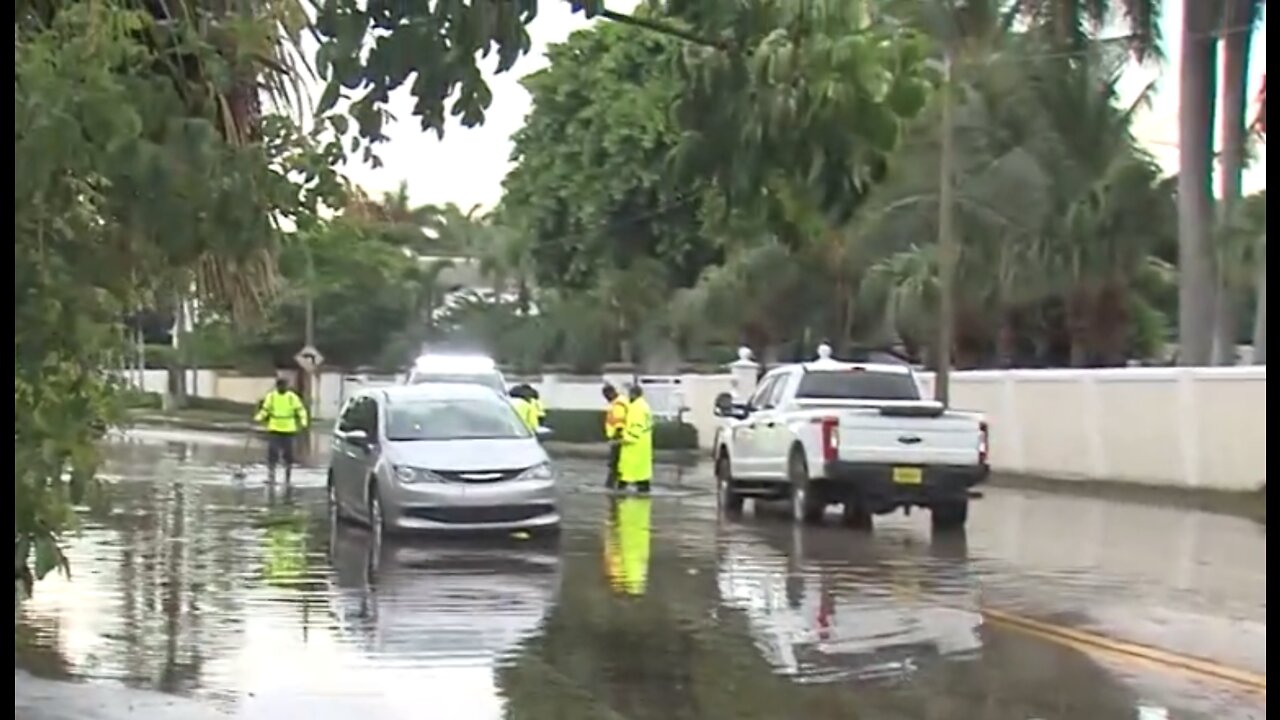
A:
543,409,698,450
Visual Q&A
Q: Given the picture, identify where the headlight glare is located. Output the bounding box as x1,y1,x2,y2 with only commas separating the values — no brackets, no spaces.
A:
393,466,441,484
518,462,554,481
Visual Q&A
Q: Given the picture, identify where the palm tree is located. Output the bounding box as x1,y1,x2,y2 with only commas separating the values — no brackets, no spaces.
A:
1213,0,1264,363
1251,78,1266,365
1176,0,1223,365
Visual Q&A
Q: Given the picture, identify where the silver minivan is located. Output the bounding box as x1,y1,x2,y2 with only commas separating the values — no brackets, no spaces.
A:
328,383,559,538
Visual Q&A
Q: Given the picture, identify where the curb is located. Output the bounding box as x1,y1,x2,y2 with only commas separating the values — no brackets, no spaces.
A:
986,472,1267,523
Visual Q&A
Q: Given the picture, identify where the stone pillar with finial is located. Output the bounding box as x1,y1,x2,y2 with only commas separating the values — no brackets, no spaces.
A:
728,346,759,402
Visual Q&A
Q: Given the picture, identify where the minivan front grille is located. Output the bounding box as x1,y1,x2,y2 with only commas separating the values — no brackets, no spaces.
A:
405,504,555,524
433,468,525,484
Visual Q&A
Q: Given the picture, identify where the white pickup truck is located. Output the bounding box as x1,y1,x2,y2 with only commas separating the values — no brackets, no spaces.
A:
712,346,988,531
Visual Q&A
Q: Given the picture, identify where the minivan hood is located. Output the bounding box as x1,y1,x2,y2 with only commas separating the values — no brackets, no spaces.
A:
387,437,547,471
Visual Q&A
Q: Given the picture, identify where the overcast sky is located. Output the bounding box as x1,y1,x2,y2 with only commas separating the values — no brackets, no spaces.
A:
340,0,1267,212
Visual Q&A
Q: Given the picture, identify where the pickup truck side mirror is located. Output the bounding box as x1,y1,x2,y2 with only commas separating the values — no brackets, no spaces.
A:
713,392,751,420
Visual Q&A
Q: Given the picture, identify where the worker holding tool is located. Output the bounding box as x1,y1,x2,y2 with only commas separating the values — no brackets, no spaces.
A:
601,383,629,489
254,378,309,482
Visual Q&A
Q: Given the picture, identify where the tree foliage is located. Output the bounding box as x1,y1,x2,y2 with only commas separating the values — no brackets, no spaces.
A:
240,219,423,370
502,21,717,291
669,0,937,225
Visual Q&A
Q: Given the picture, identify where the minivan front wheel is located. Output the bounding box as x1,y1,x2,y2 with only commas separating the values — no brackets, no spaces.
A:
328,472,344,525
368,482,387,546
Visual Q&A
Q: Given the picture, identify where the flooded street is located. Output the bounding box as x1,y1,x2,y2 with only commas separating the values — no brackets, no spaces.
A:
16,430,1266,719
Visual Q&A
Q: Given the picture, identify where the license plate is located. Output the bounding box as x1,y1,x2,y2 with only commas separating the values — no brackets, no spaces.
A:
893,467,923,485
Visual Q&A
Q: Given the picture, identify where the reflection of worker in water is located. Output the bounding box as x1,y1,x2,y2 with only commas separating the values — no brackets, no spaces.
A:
603,496,652,596
263,514,309,588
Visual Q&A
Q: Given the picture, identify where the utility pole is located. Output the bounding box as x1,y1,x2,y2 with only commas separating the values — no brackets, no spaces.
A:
934,51,957,406
303,244,317,414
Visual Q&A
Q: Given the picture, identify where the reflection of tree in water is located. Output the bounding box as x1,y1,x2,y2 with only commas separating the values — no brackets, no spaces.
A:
18,439,336,700
24,441,253,693
116,477,207,693
14,618,75,679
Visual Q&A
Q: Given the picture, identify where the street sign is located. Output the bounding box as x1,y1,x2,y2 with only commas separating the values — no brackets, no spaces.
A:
295,345,325,373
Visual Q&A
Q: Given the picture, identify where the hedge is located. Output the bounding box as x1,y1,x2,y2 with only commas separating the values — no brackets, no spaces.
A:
121,391,257,416
543,409,699,450
122,389,162,409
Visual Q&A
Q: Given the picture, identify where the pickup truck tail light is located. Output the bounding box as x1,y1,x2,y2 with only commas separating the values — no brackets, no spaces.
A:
978,421,989,466
818,417,839,463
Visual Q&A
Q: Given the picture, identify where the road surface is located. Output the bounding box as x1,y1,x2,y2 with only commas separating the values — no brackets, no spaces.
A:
15,429,1267,719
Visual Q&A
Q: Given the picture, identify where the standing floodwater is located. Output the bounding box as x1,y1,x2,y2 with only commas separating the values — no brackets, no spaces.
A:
15,429,1266,719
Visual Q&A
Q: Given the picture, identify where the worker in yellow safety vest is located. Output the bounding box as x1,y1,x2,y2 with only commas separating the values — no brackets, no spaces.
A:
617,384,653,493
509,386,540,433
254,378,309,481
526,386,547,427
603,495,652,596
601,384,629,489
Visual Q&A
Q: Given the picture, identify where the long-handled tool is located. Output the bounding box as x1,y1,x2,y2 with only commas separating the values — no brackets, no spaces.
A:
231,431,254,480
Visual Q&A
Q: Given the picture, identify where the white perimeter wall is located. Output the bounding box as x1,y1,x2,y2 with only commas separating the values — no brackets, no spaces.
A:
123,366,1266,492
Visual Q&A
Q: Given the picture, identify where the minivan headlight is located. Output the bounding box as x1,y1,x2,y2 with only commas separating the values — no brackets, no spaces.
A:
394,466,443,484
517,462,554,482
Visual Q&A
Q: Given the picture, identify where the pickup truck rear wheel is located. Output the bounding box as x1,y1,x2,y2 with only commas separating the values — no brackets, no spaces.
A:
931,500,969,531
716,454,745,515
788,450,825,524
841,501,873,531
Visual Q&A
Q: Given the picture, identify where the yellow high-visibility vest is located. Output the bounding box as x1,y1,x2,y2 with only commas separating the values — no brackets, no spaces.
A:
511,397,539,432
254,390,308,434
617,396,653,483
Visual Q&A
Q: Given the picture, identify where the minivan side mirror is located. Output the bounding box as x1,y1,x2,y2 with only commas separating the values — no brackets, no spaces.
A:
536,425,554,439
343,428,370,446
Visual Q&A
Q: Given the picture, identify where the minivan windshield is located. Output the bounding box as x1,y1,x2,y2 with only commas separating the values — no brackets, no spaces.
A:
407,371,506,396
796,370,921,401
386,397,530,441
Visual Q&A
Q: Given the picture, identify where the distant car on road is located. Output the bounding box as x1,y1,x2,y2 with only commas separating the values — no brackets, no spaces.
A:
328,383,559,539
404,353,509,397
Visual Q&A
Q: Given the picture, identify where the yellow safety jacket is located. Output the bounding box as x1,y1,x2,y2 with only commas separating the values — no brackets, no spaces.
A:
255,390,309,434
531,398,547,424
511,397,539,432
605,496,651,596
617,396,653,484
604,397,629,441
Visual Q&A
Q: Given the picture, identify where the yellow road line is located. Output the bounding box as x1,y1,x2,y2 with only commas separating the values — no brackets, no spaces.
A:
982,608,1267,695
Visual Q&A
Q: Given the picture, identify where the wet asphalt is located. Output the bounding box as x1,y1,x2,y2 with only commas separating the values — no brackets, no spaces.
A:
14,429,1267,720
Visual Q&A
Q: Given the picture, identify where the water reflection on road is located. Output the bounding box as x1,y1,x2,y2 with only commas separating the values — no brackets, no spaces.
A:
15,430,1266,719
